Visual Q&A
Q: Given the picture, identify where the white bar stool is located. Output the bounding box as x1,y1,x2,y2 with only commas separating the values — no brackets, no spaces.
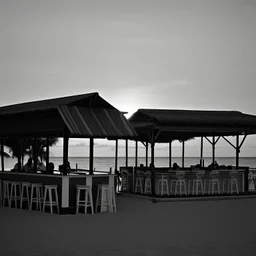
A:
43,185,60,214
76,185,94,214
30,183,43,211
156,174,169,196
120,170,130,192
96,184,114,213
134,170,144,194
229,170,239,194
20,182,31,209
9,181,21,208
175,171,187,196
208,170,221,195
192,170,205,195
144,171,152,194
2,180,11,207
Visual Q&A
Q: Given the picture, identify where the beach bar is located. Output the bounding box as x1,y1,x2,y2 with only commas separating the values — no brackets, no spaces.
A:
0,92,137,213
120,109,256,197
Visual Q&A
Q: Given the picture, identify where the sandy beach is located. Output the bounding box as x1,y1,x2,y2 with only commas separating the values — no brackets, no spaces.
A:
1,195,256,256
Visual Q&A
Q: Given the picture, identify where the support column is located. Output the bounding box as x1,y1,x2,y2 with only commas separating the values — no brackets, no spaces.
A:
1,137,4,171
115,139,118,173
89,138,94,173
182,141,185,168
135,140,138,168
236,135,239,170
46,136,50,171
63,128,69,175
212,136,215,165
169,142,172,168
145,142,148,167
151,141,155,195
125,139,128,167
200,137,204,168
33,137,38,173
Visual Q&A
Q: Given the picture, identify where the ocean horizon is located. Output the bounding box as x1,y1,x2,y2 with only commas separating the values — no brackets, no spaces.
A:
2,156,256,171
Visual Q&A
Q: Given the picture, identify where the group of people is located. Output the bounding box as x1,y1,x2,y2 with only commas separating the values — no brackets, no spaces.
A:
11,158,55,174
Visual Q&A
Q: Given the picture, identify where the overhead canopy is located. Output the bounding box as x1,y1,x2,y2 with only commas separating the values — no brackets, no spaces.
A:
0,92,137,139
128,109,256,142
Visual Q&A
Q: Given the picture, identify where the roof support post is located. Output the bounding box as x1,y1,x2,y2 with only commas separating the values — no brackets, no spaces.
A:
236,135,239,170
125,139,128,167
1,137,4,171
151,140,155,196
212,136,215,166
200,137,204,168
46,136,50,171
182,140,185,168
169,142,172,168
146,142,148,167
63,128,69,176
89,138,94,174
135,140,138,168
33,137,38,173
115,139,118,173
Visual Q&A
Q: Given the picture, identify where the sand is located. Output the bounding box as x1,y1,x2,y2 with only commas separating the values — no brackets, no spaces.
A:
1,195,256,256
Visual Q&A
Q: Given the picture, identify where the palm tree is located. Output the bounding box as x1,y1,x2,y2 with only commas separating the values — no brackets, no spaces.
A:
4,137,58,165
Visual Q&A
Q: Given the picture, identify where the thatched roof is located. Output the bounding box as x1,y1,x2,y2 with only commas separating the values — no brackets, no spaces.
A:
0,93,137,139
128,109,256,142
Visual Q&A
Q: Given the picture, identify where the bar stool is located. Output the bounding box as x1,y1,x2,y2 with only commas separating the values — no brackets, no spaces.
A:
76,185,94,214
2,180,11,207
175,171,187,196
9,181,21,208
134,170,144,194
229,170,239,194
144,171,152,194
208,170,221,195
96,184,114,213
20,182,31,209
30,183,43,211
43,185,59,214
192,170,205,195
156,174,169,196
120,170,129,192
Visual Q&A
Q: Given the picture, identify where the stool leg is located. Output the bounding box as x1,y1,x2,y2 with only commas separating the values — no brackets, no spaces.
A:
14,185,17,208
26,186,30,207
95,186,100,213
89,189,94,214
30,187,34,210
84,190,88,214
43,188,47,212
76,188,80,214
108,189,113,213
100,188,104,213
55,188,59,214
20,186,24,209
49,189,53,214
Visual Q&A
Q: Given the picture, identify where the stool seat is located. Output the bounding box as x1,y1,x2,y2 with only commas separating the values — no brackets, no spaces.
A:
76,185,94,214
43,185,59,214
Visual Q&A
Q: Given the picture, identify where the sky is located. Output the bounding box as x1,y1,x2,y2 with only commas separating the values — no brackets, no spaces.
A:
1,0,256,157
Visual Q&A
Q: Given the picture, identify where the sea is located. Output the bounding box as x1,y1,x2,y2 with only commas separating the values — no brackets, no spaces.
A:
2,157,256,172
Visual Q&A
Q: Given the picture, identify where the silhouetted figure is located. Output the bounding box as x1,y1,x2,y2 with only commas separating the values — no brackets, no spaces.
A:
47,162,55,174
11,162,21,172
22,158,34,173
172,162,180,170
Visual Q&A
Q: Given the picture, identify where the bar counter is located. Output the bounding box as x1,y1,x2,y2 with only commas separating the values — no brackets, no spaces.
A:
0,171,115,214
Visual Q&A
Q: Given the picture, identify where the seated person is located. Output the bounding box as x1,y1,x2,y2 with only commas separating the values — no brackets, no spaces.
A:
58,161,71,173
11,162,21,172
208,160,219,169
37,161,46,171
172,162,180,170
46,162,55,174
21,158,34,173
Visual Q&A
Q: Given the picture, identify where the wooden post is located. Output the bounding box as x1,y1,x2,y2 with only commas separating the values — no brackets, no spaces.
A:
182,140,185,168
115,139,118,172
236,135,239,170
1,137,4,171
169,142,172,168
63,128,69,175
151,141,155,196
212,136,215,165
146,142,148,167
89,138,94,173
33,137,38,173
125,139,128,167
135,140,138,168
46,136,50,171
200,137,204,168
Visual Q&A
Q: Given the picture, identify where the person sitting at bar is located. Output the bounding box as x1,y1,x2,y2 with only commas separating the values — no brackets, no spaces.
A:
46,162,55,174
22,158,34,173
58,161,71,173
172,162,180,170
38,161,46,171
208,160,219,169
11,162,21,172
